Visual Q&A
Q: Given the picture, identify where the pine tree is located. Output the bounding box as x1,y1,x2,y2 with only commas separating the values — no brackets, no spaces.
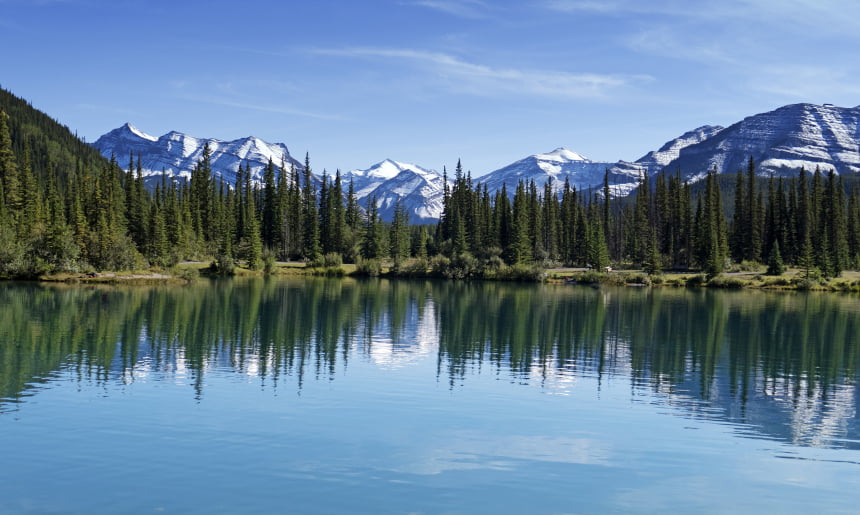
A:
389,198,410,266
0,110,21,222
301,153,321,261
261,158,278,248
643,227,661,275
766,240,784,276
362,195,383,260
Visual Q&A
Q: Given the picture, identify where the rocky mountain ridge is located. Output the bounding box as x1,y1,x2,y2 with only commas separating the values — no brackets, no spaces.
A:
92,103,860,222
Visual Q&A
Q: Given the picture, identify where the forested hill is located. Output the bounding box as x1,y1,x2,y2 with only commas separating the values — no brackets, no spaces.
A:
0,86,110,181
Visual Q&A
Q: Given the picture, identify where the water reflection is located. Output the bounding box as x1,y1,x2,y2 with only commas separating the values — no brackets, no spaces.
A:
0,279,858,448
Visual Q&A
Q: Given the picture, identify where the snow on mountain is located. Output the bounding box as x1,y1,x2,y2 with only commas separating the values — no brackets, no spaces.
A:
661,104,860,180
477,125,730,199
635,125,725,171
477,147,652,199
343,159,447,223
91,102,860,224
92,123,303,187
477,147,610,197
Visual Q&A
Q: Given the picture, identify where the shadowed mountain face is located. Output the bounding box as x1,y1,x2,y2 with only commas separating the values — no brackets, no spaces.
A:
661,104,860,180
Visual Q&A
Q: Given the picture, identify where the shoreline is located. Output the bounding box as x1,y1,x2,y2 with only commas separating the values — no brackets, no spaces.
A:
16,262,860,292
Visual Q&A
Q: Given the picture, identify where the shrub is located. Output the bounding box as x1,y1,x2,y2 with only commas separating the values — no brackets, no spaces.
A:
430,255,451,277
397,258,430,278
625,273,652,286
210,254,236,276
487,264,546,282
792,278,817,291
730,260,764,273
174,266,199,282
707,275,746,288
685,274,707,287
311,266,346,277
353,258,381,277
262,248,277,275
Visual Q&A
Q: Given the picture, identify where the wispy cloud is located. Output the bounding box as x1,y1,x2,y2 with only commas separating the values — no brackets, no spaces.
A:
408,0,494,18
166,78,335,120
545,0,860,33
626,28,736,65
177,94,345,122
312,47,650,99
750,65,860,99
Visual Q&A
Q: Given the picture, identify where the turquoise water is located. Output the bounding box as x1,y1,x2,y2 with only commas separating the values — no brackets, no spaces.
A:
1,279,858,514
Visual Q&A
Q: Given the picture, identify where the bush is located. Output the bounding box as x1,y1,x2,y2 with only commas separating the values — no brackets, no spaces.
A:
309,252,343,268
625,273,652,286
430,255,451,277
707,275,746,288
791,277,818,291
311,266,346,277
570,270,604,285
397,258,430,278
262,248,277,275
487,263,546,282
685,274,707,287
209,254,236,276
174,266,199,282
762,276,791,287
730,260,764,273
353,258,381,277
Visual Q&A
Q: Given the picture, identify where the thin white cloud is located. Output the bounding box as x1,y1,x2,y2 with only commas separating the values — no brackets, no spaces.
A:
312,47,651,99
750,66,860,99
545,0,860,34
177,94,346,122
626,28,736,65
409,0,493,18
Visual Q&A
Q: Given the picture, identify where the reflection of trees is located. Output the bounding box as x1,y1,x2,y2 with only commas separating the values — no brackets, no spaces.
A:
1,280,858,446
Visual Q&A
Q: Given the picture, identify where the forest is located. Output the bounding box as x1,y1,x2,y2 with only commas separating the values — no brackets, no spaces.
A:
1,85,859,282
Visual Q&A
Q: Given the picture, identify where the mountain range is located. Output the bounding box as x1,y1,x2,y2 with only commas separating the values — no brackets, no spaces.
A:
92,103,860,222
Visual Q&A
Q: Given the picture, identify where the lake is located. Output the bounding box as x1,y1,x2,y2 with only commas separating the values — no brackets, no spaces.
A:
1,278,859,514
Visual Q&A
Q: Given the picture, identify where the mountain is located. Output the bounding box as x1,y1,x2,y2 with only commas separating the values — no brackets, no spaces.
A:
635,125,725,171
660,103,860,180
91,123,303,187
91,102,860,223
477,148,618,196
476,125,724,199
342,159,447,224
0,86,110,181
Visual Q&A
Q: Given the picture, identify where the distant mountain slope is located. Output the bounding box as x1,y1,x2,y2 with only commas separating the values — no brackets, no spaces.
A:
476,125,724,198
342,159,447,223
661,104,860,180
0,86,110,180
92,123,303,187
89,102,860,222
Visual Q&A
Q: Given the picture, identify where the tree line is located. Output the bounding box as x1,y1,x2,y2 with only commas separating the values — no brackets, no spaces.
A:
1,100,859,279
435,157,860,279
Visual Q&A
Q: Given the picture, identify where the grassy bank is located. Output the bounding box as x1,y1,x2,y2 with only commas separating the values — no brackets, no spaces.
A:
31,259,860,292
549,268,860,292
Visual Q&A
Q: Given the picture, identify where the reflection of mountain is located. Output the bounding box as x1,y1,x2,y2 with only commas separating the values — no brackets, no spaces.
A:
0,281,858,449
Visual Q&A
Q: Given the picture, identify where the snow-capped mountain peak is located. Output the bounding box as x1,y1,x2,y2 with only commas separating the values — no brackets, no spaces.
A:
535,147,590,162
343,159,448,223
122,122,157,142
92,125,302,187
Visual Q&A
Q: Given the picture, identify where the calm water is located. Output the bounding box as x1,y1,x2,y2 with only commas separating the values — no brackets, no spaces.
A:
1,279,859,514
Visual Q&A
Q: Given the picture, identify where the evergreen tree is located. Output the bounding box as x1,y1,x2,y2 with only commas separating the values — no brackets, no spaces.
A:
389,198,410,265
301,153,321,261
362,195,384,260
766,240,784,276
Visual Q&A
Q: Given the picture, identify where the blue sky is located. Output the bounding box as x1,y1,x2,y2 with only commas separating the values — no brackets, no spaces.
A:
2,0,859,175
